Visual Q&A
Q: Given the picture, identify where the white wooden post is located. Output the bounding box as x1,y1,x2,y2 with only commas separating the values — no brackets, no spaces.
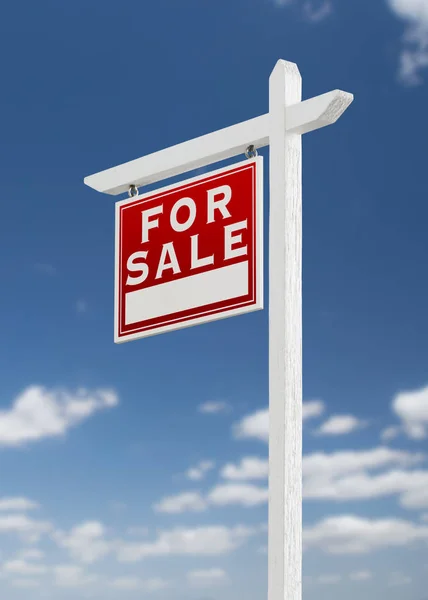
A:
268,59,303,600
83,57,353,600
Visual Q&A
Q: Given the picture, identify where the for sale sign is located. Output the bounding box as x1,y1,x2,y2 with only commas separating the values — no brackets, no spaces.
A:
115,157,263,343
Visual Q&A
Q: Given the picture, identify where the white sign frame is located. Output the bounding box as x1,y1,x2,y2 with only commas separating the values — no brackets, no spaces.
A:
84,59,353,600
114,156,264,343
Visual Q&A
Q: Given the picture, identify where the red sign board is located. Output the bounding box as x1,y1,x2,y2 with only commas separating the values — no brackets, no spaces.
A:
115,157,263,342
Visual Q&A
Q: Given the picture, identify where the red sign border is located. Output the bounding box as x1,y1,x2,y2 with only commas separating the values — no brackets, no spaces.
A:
114,157,263,343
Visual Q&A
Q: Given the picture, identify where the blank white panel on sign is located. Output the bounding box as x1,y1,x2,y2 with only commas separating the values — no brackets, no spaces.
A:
125,261,249,325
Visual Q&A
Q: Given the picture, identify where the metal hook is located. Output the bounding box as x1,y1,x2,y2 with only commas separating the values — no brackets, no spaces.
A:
245,145,258,159
128,184,139,198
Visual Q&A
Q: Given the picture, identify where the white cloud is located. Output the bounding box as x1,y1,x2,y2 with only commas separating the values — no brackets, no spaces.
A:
111,577,141,590
111,577,168,591
110,501,127,513
219,446,422,483
389,0,428,21
0,386,118,447
302,400,326,420
399,44,428,84
117,525,256,562
303,514,428,554
153,492,208,514
350,570,372,581
11,578,41,588
233,400,324,442
221,447,428,509
317,574,341,584
303,446,423,478
305,469,428,505
53,564,98,588
34,263,56,276
198,401,230,414
380,425,401,441
303,1,332,22
303,447,428,506
392,384,428,438
208,483,268,507
187,568,228,588
143,578,169,591
2,559,47,576
221,456,268,480
76,300,88,314
315,414,366,436
53,521,112,564
388,571,412,586
160,447,426,512
0,497,39,512
186,460,215,481
0,514,52,543
153,481,268,512
386,0,428,84
233,409,268,442
111,577,142,590
16,548,45,561
126,526,149,537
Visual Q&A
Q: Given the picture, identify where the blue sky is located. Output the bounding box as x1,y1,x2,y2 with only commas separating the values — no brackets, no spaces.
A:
0,0,428,597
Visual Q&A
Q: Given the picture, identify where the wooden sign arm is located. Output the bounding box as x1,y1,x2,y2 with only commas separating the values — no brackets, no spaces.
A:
84,89,353,196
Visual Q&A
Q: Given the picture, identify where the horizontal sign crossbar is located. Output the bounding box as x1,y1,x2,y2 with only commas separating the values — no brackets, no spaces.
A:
84,90,352,196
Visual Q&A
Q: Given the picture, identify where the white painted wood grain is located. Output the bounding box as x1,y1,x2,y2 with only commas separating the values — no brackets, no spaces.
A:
84,90,352,196
268,59,302,600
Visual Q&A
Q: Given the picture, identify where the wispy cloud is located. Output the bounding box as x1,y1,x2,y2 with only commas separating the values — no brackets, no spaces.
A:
111,577,168,591
2,559,48,576
303,0,332,22
155,446,426,512
153,492,208,514
272,0,294,6
386,0,428,84
350,570,372,581
0,514,52,544
76,300,88,314
388,571,412,586
116,524,258,562
390,384,428,439
303,514,428,554
0,497,39,512
380,425,401,441
303,447,427,506
315,414,368,436
317,574,341,584
186,460,215,481
233,400,324,442
53,521,112,564
34,263,56,276
187,568,228,588
221,456,268,480
0,386,118,447
53,564,98,588
272,0,333,22
198,401,231,415
207,483,268,507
